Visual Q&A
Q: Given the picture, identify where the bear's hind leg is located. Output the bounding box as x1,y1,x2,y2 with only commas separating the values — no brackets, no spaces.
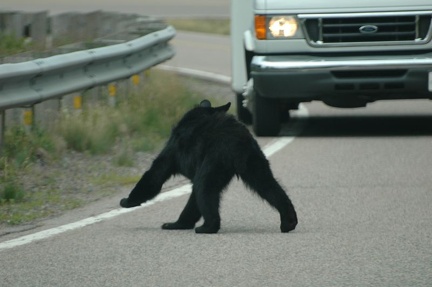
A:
195,189,222,234
193,165,233,234
162,191,201,230
240,160,297,233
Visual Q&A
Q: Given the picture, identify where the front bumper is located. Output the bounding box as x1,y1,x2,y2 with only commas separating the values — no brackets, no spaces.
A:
251,54,432,103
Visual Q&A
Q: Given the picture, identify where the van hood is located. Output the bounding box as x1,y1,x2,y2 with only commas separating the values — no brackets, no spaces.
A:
255,0,432,14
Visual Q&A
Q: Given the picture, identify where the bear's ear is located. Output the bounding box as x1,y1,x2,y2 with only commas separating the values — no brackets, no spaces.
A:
199,100,212,108
214,102,231,113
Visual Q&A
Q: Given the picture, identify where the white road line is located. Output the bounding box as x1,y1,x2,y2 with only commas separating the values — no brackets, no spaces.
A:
0,69,309,251
264,104,309,157
0,184,192,251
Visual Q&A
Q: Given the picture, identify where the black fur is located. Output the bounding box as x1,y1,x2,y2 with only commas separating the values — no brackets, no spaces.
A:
120,100,297,234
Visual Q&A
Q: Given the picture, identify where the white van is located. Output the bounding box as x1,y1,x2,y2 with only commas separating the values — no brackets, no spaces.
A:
231,0,432,136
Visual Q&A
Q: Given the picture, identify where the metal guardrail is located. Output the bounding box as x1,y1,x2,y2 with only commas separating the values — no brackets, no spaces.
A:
0,25,176,110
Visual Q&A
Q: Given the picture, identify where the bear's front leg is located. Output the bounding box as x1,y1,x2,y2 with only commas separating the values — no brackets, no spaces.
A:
120,152,174,208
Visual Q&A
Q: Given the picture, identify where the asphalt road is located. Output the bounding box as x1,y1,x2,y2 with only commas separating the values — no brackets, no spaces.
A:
1,1,432,286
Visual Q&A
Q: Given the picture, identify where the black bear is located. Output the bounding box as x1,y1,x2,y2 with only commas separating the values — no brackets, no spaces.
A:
120,100,297,234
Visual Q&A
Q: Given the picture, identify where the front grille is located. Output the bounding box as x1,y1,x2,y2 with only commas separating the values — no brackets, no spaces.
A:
303,13,432,46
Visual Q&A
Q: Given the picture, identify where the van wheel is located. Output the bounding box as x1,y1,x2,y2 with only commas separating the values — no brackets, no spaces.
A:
252,94,281,136
236,93,252,124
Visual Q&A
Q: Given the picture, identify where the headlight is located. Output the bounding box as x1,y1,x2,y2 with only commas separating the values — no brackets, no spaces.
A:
255,15,299,40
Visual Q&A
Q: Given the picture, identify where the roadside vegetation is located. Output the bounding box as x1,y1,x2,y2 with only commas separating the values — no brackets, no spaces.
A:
0,70,204,226
0,33,32,57
166,18,230,35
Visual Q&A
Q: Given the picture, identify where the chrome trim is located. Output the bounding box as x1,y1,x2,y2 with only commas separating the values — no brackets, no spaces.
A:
242,79,255,111
306,39,432,48
416,15,420,39
298,11,432,19
251,55,432,72
318,18,323,43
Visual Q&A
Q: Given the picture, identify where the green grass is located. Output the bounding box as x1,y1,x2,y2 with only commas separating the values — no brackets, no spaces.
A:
1,127,56,167
0,126,56,206
113,147,135,167
166,18,230,35
55,107,119,154
55,70,200,155
0,33,32,57
0,127,76,224
0,182,25,204
0,189,82,225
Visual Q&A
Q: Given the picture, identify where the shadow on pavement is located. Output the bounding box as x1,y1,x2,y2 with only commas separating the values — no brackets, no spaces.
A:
280,115,432,137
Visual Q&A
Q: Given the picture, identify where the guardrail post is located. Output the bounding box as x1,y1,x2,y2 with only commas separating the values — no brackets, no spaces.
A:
22,106,35,132
131,74,141,86
73,94,83,113
108,83,117,107
131,74,142,94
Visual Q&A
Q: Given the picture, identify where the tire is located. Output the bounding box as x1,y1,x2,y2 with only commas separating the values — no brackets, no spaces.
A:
236,93,253,124
252,93,281,136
